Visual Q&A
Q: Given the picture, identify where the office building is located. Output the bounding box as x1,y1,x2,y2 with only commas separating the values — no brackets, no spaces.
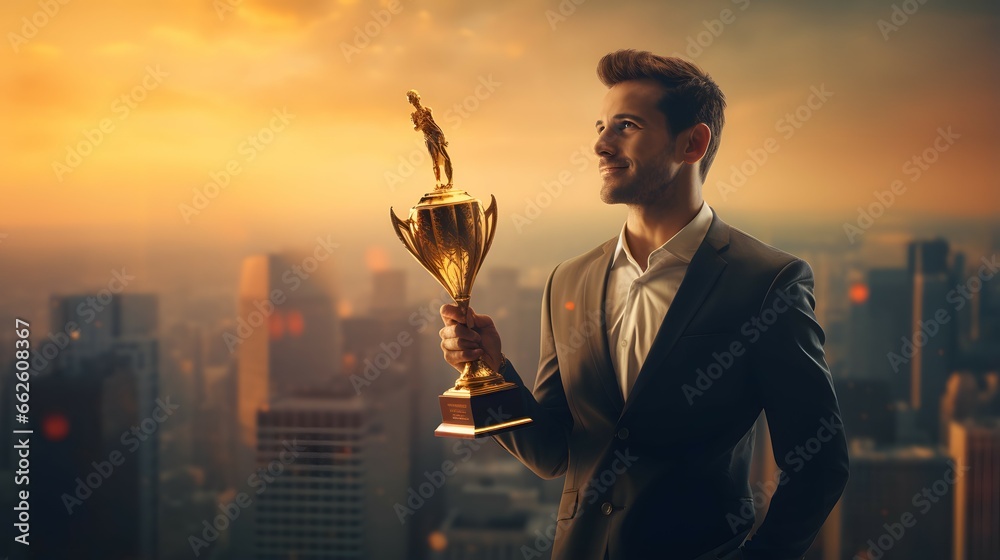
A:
949,418,1000,560
907,239,954,442
254,389,409,559
825,443,953,560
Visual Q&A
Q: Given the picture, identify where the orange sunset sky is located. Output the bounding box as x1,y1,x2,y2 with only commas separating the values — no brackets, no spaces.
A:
0,0,997,253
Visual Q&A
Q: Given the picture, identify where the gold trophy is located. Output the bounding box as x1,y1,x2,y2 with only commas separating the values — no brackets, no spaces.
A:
390,90,533,438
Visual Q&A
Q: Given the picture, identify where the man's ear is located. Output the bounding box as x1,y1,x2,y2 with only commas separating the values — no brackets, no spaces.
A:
680,123,712,166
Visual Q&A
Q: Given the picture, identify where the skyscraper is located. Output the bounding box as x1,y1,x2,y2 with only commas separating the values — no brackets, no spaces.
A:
47,292,158,375
28,293,160,559
977,250,1000,347
232,252,341,557
254,394,366,559
939,371,984,446
254,389,410,559
235,253,340,449
907,238,954,442
949,417,1000,560
827,442,953,560
857,268,910,397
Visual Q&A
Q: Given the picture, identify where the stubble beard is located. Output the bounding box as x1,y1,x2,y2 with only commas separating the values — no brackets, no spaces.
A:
600,158,679,207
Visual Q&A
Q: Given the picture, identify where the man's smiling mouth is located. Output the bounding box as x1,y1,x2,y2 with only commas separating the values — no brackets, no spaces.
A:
600,162,629,174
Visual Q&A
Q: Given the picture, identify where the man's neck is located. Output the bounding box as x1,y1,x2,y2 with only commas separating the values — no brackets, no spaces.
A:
623,193,703,272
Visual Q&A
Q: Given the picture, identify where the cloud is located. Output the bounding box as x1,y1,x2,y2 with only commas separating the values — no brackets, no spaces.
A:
0,0,996,234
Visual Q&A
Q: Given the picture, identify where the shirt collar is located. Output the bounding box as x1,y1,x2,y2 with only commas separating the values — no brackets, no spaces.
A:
612,200,713,270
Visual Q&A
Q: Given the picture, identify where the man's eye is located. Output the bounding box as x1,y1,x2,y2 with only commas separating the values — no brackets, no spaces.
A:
621,121,635,129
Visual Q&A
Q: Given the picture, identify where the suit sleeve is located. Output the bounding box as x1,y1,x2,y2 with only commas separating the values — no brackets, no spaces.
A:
741,259,850,560
491,264,574,480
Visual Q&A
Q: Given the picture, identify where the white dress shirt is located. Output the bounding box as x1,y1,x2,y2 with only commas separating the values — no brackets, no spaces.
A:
605,200,714,401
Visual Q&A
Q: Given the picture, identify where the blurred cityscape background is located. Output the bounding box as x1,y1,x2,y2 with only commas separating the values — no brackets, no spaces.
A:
1,0,998,559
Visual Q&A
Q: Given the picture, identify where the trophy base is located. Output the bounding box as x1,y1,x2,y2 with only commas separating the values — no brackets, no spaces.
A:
434,381,534,439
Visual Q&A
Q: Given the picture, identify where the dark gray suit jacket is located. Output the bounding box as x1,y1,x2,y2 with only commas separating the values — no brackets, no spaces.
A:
493,207,849,560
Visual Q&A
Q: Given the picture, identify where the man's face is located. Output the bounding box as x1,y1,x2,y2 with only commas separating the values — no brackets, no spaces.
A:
594,79,682,206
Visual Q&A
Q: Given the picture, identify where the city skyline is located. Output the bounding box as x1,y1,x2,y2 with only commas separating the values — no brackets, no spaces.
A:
2,225,999,558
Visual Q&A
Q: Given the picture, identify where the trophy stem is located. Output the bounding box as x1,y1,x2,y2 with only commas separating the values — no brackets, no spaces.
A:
453,297,507,392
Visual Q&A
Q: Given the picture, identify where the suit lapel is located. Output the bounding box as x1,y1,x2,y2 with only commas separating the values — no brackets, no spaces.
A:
583,237,626,416
621,208,731,416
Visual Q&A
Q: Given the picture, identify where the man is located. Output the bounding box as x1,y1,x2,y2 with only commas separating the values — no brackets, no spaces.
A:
439,49,849,560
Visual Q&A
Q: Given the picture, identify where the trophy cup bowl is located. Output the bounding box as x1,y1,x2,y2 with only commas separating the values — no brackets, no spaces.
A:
390,189,534,438
389,90,533,438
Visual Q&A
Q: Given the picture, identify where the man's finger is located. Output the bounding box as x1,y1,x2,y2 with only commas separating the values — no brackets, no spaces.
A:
440,337,481,351
439,324,481,343
464,309,492,329
440,304,462,326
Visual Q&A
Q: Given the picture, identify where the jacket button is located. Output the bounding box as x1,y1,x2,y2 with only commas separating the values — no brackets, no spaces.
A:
616,427,629,440
601,502,613,516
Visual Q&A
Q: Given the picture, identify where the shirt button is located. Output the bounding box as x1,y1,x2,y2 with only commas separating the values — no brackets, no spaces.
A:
601,502,613,516
621,340,627,347
616,428,630,440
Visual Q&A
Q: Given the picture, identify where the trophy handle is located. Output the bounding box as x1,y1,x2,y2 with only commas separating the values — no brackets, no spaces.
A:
475,195,498,278
389,207,420,260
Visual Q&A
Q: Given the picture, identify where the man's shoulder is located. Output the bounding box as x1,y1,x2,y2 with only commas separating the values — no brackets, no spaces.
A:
725,224,814,282
548,236,616,283
726,225,804,267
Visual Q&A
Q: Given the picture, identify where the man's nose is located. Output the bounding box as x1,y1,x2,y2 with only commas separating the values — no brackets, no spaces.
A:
594,130,616,157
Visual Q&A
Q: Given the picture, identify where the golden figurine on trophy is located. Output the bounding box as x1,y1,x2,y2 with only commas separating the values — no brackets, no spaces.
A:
390,90,533,438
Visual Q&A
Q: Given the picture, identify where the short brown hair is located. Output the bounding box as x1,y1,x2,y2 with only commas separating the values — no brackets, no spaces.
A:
597,49,726,183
